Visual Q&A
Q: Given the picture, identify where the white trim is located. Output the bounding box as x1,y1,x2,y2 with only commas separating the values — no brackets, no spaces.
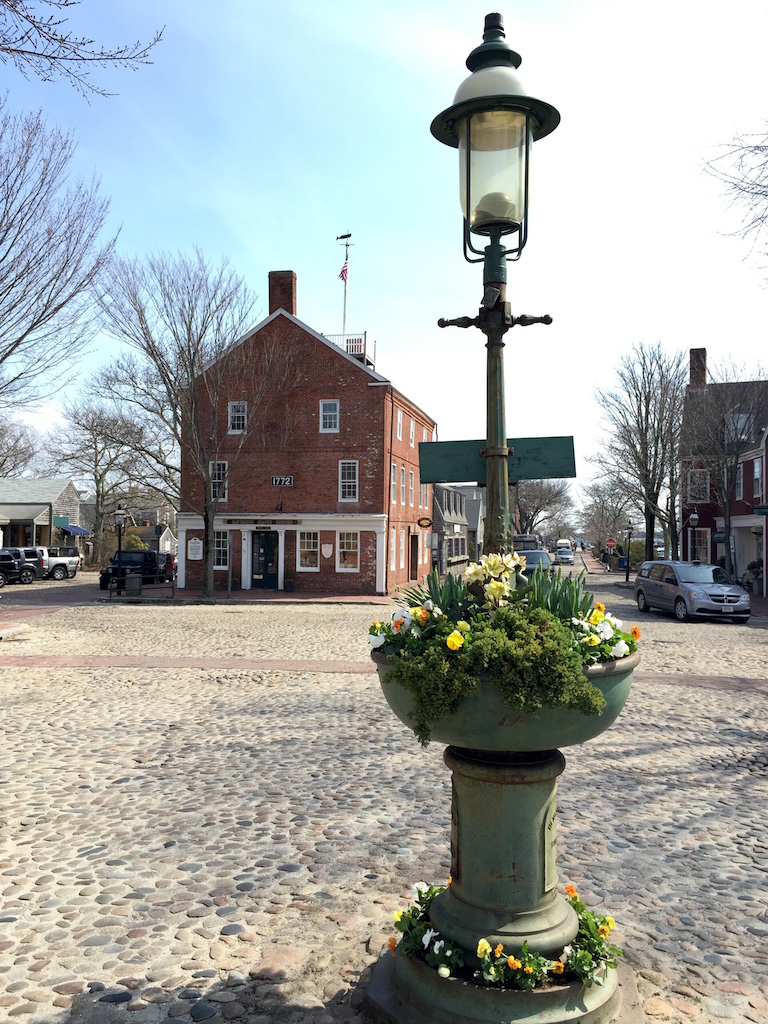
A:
228,401,247,434
319,399,340,433
297,530,320,572
210,460,228,502
339,459,359,501
397,408,403,440
336,530,360,572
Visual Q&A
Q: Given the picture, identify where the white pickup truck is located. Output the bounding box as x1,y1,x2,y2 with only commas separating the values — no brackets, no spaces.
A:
45,546,82,580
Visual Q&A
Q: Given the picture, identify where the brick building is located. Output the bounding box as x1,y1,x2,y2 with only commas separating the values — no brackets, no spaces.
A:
176,271,437,595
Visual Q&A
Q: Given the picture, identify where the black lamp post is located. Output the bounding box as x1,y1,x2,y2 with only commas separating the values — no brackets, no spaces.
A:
114,505,126,592
625,519,633,582
689,508,699,561
431,13,559,554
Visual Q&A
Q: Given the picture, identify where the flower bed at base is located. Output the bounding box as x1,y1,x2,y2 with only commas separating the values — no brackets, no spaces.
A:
390,881,622,991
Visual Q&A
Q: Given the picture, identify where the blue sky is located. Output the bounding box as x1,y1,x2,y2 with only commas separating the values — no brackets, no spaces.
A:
9,0,768,490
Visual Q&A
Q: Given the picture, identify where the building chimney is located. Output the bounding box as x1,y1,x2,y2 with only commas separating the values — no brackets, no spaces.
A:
689,347,706,388
268,271,297,316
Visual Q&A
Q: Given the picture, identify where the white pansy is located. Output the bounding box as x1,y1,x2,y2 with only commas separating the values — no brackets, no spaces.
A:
612,639,629,658
392,608,412,633
422,928,438,949
433,940,444,954
596,621,614,640
412,882,428,898
368,633,386,648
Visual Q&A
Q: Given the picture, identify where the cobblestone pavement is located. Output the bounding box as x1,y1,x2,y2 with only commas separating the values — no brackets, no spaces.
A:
0,581,767,1024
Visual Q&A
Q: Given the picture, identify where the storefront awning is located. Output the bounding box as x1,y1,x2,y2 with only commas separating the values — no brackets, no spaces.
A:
63,524,91,537
0,503,49,523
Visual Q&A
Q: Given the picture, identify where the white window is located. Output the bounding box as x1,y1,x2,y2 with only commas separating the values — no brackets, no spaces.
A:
298,531,319,570
213,530,229,569
397,408,403,440
390,528,396,570
687,468,709,502
423,427,427,442
339,460,358,501
400,528,405,568
391,463,397,504
400,467,406,505
735,464,744,501
409,418,415,447
754,457,763,498
228,402,246,433
210,461,228,501
337,531,359,571
409,470,414,506
418,531,422,565
320,400,339,433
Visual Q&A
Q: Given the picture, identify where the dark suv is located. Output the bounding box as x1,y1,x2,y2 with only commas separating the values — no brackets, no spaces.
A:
99,550,172,590
0,549,22,587
0,547,45,584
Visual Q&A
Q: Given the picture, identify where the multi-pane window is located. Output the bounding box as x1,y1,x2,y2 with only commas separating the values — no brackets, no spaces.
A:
299,531,319,570
409,470,414,506
400,467,406,504
213,530,228,569
320,400,340,432
339,460,358,501
423,427,427,443
390,528,396,570
397,409,403,440
736,464,744,501
337,531,359,571
228,402,246,433
391,463,397,504
409,418,415,447
754,457,763,498
400,528,405,568
210,461,228,501
687,468,709,502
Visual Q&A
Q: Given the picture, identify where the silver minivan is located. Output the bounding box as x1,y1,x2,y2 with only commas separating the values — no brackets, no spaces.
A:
635,560,751,623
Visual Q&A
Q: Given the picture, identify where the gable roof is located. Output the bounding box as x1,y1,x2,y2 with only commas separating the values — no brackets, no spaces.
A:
0,478,78,503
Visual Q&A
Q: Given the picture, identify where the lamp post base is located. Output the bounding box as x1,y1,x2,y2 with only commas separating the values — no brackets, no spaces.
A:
363,951,640,1024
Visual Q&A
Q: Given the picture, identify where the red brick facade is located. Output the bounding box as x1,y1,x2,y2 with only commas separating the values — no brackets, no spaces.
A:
177,272,436,595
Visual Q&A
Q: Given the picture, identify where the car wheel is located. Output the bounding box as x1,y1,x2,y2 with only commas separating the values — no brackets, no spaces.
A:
99,578,109,591
636,590,650,613
51,565,67,581
731,616,750,624
67,571,77,578
19,568,35,584
0,571,6,588
674,597,689,622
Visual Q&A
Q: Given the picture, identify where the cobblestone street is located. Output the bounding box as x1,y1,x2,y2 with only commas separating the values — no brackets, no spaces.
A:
1,581,767,1023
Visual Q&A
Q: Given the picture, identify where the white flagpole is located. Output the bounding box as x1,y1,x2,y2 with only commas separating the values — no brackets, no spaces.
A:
337,232,352,337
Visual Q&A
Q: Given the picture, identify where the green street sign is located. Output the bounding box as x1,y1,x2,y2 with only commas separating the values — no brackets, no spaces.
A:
418,436,576,485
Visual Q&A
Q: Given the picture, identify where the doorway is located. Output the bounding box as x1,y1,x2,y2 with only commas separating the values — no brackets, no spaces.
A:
410,534,419,581
252,531,279,588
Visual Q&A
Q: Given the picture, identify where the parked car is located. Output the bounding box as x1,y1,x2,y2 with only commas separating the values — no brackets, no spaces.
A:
634,560,751,623
0,549,22,587
521,549,553,577
99,550,173,590
44,547,81,580
0,546,46,583
554,547,574,565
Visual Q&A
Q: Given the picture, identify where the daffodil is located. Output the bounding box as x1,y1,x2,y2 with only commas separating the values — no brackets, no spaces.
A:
465,561,486,584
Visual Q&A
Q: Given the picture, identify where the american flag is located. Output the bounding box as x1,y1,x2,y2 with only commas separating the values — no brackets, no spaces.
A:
339,258,348,283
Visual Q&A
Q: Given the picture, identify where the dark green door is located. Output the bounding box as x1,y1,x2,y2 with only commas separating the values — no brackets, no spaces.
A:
252,531,278,589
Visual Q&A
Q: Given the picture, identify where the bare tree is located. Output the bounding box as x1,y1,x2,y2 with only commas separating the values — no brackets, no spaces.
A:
0,103,114,406
0,416,38,475
594,342,687,560
706,119,768,261
42,401,135,561
97,249,295,599
511,479,573,536
682,362,768,576
0,0,162,98
578,479,633,554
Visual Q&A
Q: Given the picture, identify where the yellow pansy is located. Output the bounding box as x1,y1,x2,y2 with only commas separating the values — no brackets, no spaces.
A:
446,630,465,651
393,910,402,922
585,634,600,646
456,620,471,634
477,938,492,959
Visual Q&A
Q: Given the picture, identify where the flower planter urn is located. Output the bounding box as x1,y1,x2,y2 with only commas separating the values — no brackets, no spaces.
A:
365,651,639,1024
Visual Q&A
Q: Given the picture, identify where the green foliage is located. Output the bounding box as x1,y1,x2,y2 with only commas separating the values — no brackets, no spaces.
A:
401,566,469,621
524,567,594,621
475,940,551,990
564,889,623,986
122,535,149,550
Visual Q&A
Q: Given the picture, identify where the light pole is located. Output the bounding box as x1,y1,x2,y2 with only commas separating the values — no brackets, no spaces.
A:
431,12,559,554
114,505,126,593
625,519,633,582
689,508,699,561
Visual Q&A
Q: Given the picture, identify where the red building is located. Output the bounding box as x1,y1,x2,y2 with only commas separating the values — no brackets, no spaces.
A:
176,271,436,595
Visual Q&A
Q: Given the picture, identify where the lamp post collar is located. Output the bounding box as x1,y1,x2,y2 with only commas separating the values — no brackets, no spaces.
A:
465,13,522,73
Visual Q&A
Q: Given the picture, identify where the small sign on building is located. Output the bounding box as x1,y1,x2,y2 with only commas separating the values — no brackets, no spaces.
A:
271,476,294,486
188,537,203,560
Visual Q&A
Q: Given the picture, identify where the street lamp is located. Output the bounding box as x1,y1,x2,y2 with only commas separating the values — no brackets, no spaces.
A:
432,12,559,553
114,505,126,593
625,518,633,582
689,508,699,561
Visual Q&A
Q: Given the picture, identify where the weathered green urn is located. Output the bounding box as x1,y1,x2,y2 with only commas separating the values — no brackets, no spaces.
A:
364,652,639,1024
